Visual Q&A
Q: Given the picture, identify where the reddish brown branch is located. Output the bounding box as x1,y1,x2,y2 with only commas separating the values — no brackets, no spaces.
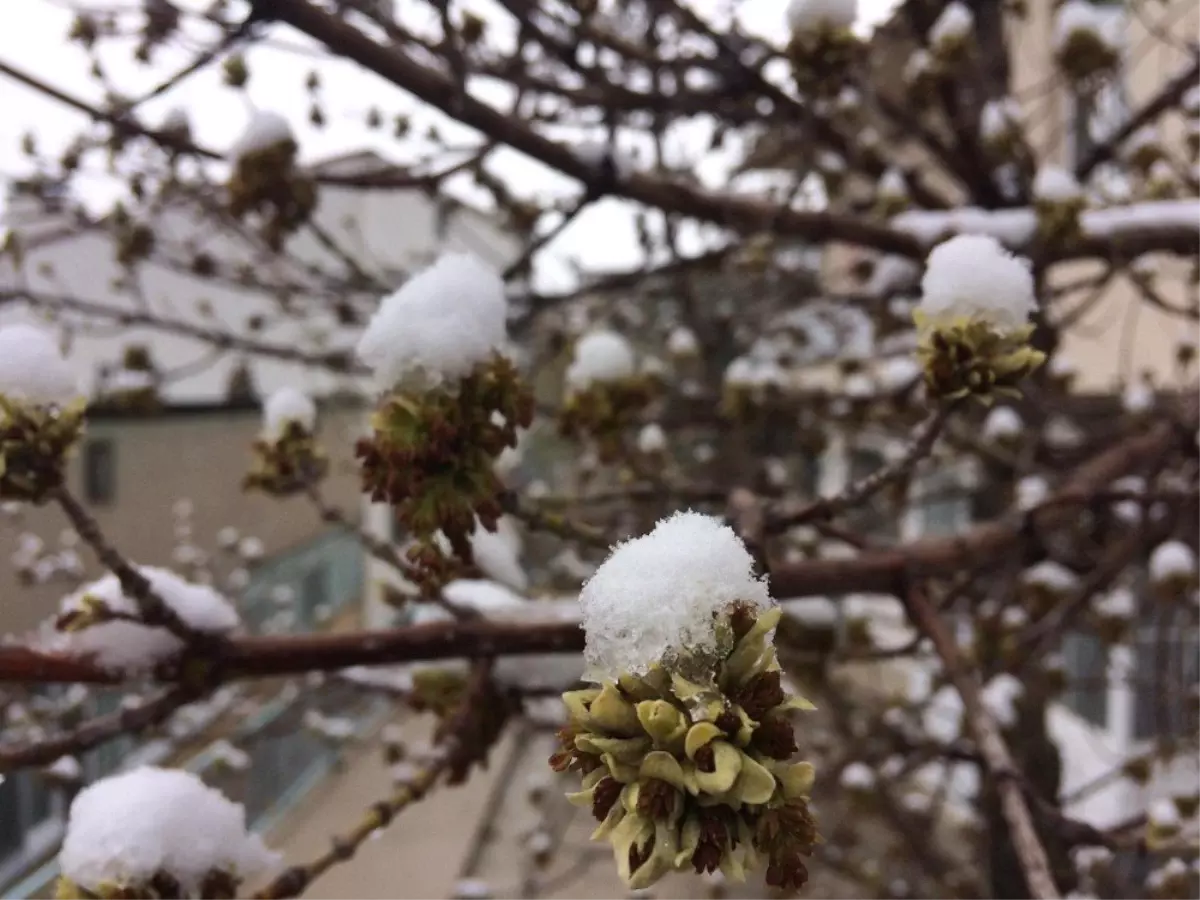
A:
256,0,928,259
770,416,1185,597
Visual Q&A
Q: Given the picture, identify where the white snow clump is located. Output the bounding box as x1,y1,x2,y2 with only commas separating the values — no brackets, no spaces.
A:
229,111,293,162
918,234,1036,333
59,766,278,895
980,673,1023,727
578,511,772,681
929,1,974,47
840,761,876,790
0,325,80,406
1053,0,1119,54
637,423,667,454
982,406,1023,441
980,98,1022,143
51,567,240,674
1149,540,1196,585
666,326,699,357
262,387,316,439
786,0,857,34
565,330,636,392
1023,560,1079,594
357,253,508,392
1034,165,1083,202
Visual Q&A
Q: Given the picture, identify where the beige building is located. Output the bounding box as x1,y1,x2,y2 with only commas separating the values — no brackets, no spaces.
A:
0,398,368,893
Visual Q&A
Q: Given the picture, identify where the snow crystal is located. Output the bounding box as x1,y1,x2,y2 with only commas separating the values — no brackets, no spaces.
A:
238,537,263,560
1000,606,1028,629
1024,561,1079,593
51,567,240,674
357,253,508,392
1149,540,1196,584
903,49,933,84
1015,474,1046,513
876,356,920,391
1034,165,1083,202
666,326,699,357
917,234,1037,333
1044,415,1084,449
565,329,636,392
0,325,80,406
930,1,973,46
467,518,527,592
1053,0,1119,53
578,511,771,681
980,98,1021,142
878,167,908,199
982,406,1023,440
229,111,293,162
108,368,155,393
262,387,316,438
981,674,1023,727
453,879,494,900
1122,380,1153,413
637,423,667,454
1148,798,1180,828
60,766,278,894
786,0,857,34
47,755,83,781
1185,85,1200,116
840,761,876,789
1094,586,1135,619
893,207,1038,248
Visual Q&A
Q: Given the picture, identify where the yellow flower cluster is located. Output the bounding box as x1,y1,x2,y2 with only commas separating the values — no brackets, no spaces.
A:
0,395,86,503
243,420,329,498
551,606,819,891
914,310,1046,403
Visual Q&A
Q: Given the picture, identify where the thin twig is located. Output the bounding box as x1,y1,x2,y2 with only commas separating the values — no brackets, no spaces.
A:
53,486,202,644
902,582,1062,900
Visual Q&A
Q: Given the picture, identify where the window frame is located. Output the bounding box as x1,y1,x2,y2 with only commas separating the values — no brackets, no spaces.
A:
82,437,116,506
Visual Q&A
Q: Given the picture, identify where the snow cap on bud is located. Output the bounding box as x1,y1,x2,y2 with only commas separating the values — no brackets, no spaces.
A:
229,110,293,162
578,511,771,681
918,234,1036,333
262,386,316,439
787,0,857,34
357,252,509,393
565,330,636,392
58,766,278,897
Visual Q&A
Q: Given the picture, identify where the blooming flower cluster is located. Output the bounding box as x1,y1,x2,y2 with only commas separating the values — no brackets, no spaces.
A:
0,324,86,503
552,513,819,890
914,234,1045,401
243,387,328,497
355,253,532,573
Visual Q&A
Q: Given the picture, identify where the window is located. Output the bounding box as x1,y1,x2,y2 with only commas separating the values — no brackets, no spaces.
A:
1133,606,1199,741
83,438,116,505
846,448,898,540
300,564,329,627
0,771,62,885
1061,631,1109,728
83,690,134,779
913,470,972,538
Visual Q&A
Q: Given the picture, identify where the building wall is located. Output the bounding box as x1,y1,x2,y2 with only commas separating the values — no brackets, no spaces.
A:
1004,0,1198,390
0,402,364,640
0,151,525,404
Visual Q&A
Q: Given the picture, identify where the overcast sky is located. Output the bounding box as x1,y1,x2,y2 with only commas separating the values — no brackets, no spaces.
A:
0,0,898,291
